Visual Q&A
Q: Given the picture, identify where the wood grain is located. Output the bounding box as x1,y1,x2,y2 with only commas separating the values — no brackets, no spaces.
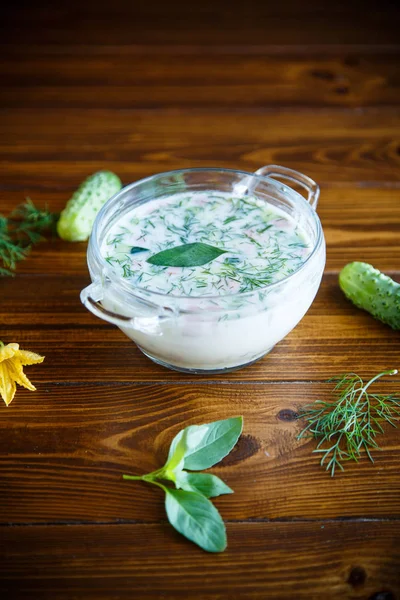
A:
2,0,399,45
1,1,400,597
1,522,399,599
1,109,400,187
1,274,399,382
1,381,400,523
1,52,399,108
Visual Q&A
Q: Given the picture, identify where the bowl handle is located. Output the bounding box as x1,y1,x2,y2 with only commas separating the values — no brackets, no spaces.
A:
80,282,167,336
254,165,320,209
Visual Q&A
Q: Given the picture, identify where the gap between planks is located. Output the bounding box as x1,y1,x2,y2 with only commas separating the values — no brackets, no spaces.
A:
0,106,399,115
1,44,400,56
3,103,400,111
2,516,400,528
3,379,338,387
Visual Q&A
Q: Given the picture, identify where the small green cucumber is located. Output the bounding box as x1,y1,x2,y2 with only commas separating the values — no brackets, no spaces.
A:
57,171,122,242
339,261,400,330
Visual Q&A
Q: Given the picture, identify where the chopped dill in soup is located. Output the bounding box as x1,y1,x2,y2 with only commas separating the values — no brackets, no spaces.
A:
101,191,312,296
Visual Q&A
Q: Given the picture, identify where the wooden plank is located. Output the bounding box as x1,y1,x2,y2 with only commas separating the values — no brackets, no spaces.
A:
2,44,400,56
1,273,399,383
1,187,399,275
2,323,399,383
1,109,399,187
0,522,399,599
3,272,400,327
2,0,399,45
1,53,399,108
1,381,400,523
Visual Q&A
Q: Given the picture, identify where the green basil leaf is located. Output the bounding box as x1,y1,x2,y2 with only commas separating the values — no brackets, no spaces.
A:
130,246,149,254
165,488,227,552
175,471,233,498
167,416,243,471
162,430,189,481
147,242,227,267
167,424,207,463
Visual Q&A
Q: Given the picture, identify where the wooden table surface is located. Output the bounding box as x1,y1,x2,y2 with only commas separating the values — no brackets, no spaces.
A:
1,1,399,598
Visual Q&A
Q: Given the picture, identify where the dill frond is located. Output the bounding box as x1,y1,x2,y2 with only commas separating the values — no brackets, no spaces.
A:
0,199,58,276
297,370,400,476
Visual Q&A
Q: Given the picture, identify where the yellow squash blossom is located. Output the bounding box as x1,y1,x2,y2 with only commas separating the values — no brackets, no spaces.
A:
0,342,44,406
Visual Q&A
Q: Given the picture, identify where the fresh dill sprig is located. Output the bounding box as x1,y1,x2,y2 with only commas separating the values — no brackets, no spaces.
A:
0,218,29,275
10,199,58,243
297,369,400,476
0,199,58,276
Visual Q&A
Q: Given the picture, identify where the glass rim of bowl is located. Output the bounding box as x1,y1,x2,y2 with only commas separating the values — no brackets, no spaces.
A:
90,167,324,301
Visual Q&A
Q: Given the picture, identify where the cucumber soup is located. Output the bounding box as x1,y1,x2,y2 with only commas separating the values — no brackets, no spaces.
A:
98,190,321,372
102,191,312,296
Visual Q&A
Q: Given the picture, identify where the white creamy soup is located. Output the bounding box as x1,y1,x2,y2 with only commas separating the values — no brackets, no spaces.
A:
99,191,323,372
102,191,312,295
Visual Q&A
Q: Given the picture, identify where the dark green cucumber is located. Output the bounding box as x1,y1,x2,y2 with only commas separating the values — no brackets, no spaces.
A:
339,261,400,330
57,171,122,242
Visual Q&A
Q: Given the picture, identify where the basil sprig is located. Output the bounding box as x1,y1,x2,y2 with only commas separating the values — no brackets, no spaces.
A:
123,416,243,552
147,242,227,267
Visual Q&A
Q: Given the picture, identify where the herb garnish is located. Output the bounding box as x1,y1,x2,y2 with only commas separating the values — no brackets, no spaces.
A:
0,200,58,276
147,242,227,267
123,416,243,552
104,191,311,295
297,370,400,476
130,246,149,254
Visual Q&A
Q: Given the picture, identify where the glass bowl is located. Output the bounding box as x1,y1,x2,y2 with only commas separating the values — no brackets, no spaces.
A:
80,165,326,373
